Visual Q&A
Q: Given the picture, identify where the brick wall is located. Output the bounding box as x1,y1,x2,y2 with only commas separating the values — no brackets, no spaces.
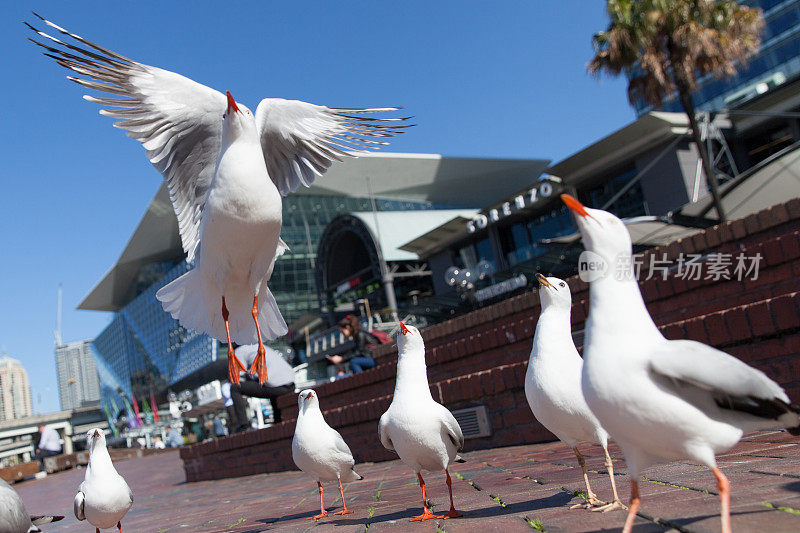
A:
180,198,800,482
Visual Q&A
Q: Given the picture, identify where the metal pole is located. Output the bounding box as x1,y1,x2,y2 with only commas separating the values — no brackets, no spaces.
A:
366,177,400,323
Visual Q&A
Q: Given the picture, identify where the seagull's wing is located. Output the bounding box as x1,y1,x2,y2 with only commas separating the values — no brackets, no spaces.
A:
27,14,226,261
377,412,395,451
254,98,411,196
331,428,355,464
73,491,85,521
30,515,64,526
649,339,800,427
435,403,465,451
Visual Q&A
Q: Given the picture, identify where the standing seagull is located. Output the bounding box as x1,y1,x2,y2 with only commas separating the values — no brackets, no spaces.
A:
524,273,624,512
292,389,363,520
0,479,63,533
26,14,409,384
378,323,464,521
561,193,800,533
74,429,133,532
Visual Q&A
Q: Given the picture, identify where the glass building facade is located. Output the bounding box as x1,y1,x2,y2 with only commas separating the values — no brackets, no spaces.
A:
633,0,800,116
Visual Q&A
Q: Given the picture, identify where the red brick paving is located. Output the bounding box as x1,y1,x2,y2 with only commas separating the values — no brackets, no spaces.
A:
14,431,800,532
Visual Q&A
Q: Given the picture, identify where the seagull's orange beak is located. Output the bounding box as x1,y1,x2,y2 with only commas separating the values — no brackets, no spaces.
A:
226,90,240,114
536,273,554,289
399,322,409,335
560,194,590,217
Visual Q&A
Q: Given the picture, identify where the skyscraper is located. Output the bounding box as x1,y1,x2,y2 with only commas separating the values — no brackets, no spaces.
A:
55,340,101,411
0,354,33,421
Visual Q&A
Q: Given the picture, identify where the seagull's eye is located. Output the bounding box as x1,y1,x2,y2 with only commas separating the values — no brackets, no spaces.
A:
559,282,565,287
222,113,226,119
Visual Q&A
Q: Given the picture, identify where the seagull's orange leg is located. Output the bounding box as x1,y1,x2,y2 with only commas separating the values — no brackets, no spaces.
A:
410,472,445,521
713,468,732,533
222,297,246,384
95,528,100,533
443,469,462,518
307,481,328,520
622,479,640,533
333,477,354,515
249,295,269,384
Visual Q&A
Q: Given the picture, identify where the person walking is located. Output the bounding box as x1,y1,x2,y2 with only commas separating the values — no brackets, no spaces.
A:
229,344,295,431
34,424,62,471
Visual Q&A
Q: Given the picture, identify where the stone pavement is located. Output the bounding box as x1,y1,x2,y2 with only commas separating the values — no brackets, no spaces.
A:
14,430,800,532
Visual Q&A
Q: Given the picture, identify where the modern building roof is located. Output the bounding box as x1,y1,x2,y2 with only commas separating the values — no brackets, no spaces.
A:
547,112,689,185
79,153,548,312
351,210,477,262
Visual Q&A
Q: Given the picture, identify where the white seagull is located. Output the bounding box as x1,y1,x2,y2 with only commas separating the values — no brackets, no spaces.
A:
0,479,63,533
27,14,410,384
292,389,363,519
561,193,800,533
378,323,465,521
524,273,624,512
74,428,133,533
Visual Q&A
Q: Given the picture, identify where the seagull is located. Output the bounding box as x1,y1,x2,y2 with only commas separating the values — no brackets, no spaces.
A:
378,323,465,521
561,193,800,533
292,389,363,520
26,13,410,385
524,273,624,512
0,478,63,533
74,428,133,532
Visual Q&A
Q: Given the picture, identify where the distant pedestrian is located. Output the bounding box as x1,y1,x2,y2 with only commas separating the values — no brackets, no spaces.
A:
167,426,183,448
229,344,295,431
152,436,166,449
34,424,62,470
212,414,227,437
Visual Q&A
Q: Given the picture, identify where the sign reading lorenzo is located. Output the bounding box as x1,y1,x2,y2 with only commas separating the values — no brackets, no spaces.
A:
466,178,562,233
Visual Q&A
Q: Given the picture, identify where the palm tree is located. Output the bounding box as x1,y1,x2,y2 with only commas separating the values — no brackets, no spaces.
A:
588,0,764,223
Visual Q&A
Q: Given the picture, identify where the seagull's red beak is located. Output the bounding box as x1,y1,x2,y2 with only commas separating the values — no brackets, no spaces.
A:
226,91,240,114
399,322,409,335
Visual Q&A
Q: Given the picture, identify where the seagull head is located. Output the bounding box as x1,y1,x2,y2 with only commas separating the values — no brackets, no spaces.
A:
86,428,105,449
397,322,424,355
221,90,255,143
561,194,632,263
536,273,572,311
298,389,318,411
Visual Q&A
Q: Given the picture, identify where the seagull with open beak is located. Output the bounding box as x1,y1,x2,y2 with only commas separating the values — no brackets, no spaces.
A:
378,322,465,521
561,193,800,533
524,273,624,511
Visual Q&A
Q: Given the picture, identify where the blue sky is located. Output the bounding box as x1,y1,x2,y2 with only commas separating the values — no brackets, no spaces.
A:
0,1,634,414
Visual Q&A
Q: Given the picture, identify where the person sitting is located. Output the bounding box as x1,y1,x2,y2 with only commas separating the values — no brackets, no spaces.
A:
229,344,295,432
326,315,379,374
34,424,62,471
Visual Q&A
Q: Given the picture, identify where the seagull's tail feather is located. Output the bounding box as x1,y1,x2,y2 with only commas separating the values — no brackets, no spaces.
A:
157,270,287,344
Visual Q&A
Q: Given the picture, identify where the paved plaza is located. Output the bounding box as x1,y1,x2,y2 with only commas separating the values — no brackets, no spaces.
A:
14,431,800,532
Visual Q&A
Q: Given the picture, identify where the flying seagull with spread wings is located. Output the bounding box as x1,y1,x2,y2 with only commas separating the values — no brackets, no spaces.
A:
26,13,410,384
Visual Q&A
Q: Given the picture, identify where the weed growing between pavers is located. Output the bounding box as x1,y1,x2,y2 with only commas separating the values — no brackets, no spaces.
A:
228,517,246,527
525,516,546,531
374,490,382,501
490,494,508,508
764,502,800,516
